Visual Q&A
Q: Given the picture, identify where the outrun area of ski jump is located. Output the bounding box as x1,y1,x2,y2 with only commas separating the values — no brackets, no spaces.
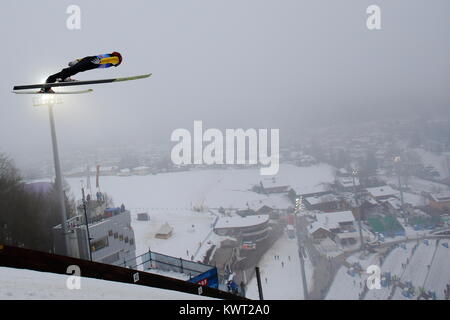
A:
0,266,214,300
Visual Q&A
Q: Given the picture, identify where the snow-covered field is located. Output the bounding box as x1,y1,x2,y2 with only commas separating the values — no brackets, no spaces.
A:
0,267,213,300
245,233,313,300
67,163,334,211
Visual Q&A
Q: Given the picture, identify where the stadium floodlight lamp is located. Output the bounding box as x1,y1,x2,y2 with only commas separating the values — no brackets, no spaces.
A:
33,94,63,107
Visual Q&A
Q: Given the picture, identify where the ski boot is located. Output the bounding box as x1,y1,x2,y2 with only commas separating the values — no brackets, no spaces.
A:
62,77,78,82
38,88,55,94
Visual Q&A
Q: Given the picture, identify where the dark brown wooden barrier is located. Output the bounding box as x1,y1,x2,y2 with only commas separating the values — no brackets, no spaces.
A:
0,244,248,300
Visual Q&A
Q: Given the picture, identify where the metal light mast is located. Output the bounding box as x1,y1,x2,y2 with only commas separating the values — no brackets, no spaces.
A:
394,156,404,207
352,168,365,251
295,196,309,299
33,95,71,257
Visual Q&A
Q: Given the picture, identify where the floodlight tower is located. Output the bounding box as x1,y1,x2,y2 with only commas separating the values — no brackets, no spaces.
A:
33,95,71,257
294,196,309,299
394,156,404,207
352,168,365,251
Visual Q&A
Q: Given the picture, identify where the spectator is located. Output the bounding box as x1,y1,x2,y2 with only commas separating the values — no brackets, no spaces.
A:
240,281,246,297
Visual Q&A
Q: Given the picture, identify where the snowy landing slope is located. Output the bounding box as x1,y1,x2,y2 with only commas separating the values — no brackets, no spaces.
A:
0,267,213,300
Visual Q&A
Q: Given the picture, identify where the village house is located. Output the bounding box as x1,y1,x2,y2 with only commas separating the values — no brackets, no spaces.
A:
287,184,330,203
308,210,370,248
303,192,347,212
428,192,450,212
379,197,403,215
366,185,398,201
254,177,290,194
335,176,360,192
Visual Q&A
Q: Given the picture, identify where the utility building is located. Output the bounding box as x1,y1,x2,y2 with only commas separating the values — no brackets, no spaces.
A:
53,194,136,267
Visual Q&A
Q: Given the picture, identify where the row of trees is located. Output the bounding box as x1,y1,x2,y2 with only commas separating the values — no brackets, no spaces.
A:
0,153,74,253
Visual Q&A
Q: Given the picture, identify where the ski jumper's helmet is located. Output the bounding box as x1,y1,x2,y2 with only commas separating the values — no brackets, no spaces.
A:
111,52,123,66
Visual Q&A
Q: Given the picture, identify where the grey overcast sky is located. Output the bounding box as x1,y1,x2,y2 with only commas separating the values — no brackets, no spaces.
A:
1,0,450,165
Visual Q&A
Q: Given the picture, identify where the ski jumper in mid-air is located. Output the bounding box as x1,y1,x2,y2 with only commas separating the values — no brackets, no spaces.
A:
41,52,122,93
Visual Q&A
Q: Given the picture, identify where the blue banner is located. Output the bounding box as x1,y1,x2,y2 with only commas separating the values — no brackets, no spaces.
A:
188,267,219,289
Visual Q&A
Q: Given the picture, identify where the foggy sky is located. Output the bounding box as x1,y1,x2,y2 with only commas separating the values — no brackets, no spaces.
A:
1,0,450,167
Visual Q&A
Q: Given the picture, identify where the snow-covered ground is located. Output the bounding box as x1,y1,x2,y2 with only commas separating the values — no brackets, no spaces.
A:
66,164,335,259
327,240,450,300
245,233,313,300
364,242,415,300
424,243,450,299
130,209,214,258
326,250,382,300
326,266,366,300
0,267,213,300
401,242,436,287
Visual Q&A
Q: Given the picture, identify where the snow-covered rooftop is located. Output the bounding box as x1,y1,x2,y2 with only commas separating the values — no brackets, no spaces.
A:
260,177,290,188
311,211,355,232
430,192,450,202
337,177,360,187
366,185,397,198
133,166,150,171
304,193,339,205
380,197,402,209
214,214,269,230
290,183,329,196
246,195,292,210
